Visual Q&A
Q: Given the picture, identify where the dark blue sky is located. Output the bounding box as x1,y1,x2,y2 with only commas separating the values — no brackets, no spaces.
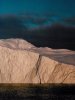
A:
0,0,75,17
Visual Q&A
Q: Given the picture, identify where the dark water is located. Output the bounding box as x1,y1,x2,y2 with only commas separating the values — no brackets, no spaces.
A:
0,84,75,100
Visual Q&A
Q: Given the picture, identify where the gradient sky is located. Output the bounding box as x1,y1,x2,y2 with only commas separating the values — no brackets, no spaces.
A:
0,0,75,17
